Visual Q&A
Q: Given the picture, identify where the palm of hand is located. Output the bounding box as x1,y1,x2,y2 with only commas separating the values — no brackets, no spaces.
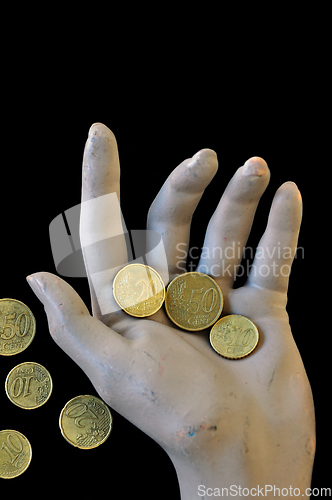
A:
98,283,310,471
28,123,315,495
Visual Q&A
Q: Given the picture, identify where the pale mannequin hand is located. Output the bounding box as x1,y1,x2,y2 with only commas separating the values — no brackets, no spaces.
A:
27,123,315,499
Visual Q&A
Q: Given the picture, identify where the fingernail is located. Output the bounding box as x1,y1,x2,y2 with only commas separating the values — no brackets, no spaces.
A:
190,149,218,165
88,122,102,136
26,273,46,303
244,157,268,176
88,123,115,142
278,181,302,201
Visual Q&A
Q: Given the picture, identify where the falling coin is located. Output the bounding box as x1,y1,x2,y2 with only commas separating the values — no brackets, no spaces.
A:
210,314,259,359
5,362,53,409
113,263,165,317
59,395,112,449
0,430,32,479
165,272,223,331
0,299,36,356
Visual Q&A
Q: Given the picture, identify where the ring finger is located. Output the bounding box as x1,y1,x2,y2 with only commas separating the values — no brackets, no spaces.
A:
196,157,270,287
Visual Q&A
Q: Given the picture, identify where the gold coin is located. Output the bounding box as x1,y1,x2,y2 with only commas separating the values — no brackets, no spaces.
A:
0,430,32,479
210,314,259,359
0,299,36,356
59,395,112,449
165,272,223,331
5,362,53,409
113,263,165,317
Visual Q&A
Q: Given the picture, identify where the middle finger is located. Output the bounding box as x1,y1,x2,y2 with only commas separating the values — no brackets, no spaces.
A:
147,149,218,282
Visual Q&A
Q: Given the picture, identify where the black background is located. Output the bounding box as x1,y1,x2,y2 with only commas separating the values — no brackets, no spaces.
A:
0,41,328,496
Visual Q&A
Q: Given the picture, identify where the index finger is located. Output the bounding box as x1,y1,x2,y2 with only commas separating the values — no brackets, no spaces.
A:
80,123,129,319
82,123,121,202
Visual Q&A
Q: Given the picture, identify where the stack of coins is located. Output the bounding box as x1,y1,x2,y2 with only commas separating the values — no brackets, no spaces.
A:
113,265,260,359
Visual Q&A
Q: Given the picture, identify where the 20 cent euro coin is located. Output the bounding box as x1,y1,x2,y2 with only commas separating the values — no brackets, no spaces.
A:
5,362,53,409
0,430,32,479
165,272,223,331
210,314,259,359
0,299,36,356
59,395,112,449
113,263,165,317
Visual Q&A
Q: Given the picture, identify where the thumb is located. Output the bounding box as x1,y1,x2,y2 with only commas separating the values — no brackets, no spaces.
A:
26,272,128,398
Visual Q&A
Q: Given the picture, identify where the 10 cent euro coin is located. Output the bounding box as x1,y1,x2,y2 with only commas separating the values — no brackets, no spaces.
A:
59,395,112,449
0,299,36,356
5,362,53,409
0,430,32,479
210,314,259,359
113,263,165,317
165,272,223,331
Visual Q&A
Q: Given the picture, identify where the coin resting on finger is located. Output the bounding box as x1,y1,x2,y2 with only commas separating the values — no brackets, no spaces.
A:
210,314,259,359
113,263,165,317
59,395,113,449
0,299,36,356
5,362,53,410
165,272,223,331
0,430,32,479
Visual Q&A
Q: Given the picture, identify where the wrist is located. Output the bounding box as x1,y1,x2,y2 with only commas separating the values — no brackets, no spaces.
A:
168,450,313,500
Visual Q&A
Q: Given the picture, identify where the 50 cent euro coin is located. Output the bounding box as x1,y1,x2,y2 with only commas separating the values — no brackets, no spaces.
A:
165,272,223,331
0,299,36,356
